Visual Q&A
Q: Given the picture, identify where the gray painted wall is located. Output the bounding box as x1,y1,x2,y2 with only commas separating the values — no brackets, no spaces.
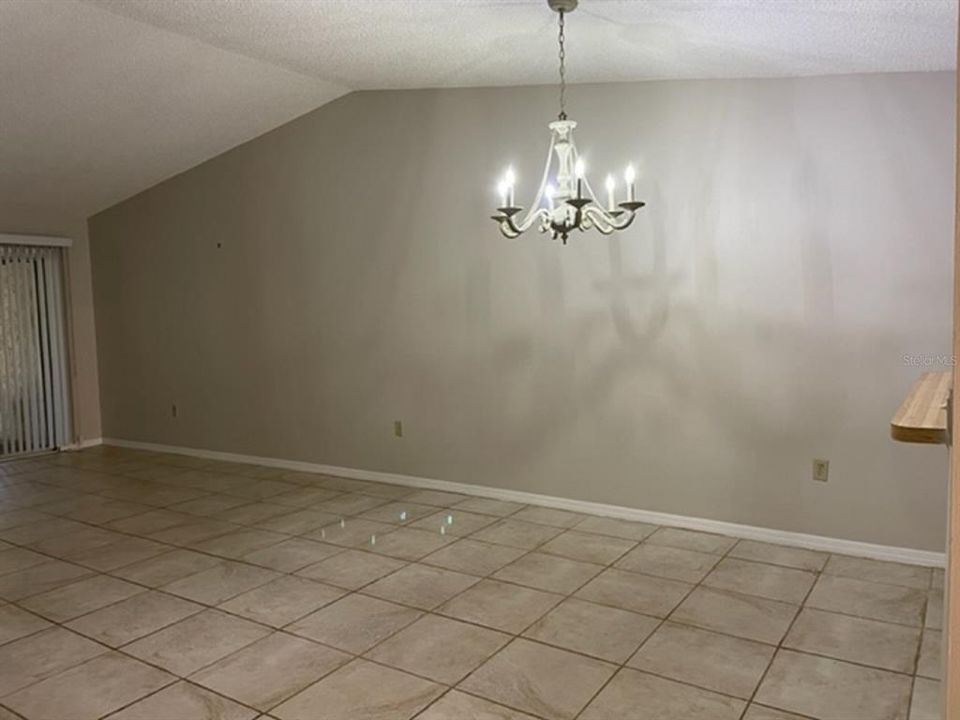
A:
90,72,955,551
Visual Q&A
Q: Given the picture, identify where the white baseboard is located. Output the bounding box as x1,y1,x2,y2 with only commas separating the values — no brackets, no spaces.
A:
61,437,103,451
101,437,946,568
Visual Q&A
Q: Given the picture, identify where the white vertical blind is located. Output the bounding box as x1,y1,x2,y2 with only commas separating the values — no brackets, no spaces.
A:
0,244,71,456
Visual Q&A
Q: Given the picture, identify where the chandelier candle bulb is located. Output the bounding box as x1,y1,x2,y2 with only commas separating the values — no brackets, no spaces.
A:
505,167,516,207
605,175,616,211
497,181,508,208
625,164,636,203
575,158,585,199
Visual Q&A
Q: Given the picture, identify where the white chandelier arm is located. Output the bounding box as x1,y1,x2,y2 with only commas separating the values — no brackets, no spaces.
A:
523,131,557,224
496,221,522,239
498,208,551,238
582,204,640,234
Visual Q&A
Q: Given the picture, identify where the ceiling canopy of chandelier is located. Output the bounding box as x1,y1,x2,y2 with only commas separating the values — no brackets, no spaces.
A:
491,0,645,244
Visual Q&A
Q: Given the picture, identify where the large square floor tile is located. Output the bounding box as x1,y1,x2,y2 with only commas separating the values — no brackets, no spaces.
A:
0,559,94,600
169,495,250,517
268,487,341,507
670,586,798,644
471,519,564,549
460,639,616,720
410,509,498,536
366,614,510,684
20,574,144,622
728,540,828,571
305,519,393,548
741,705,810,720
312,494,391,516
702,557,816,604
421,538,526,576
615,543,719,583
580,668,745,720
361,563,478,609
806,575,926,626
105,509,194,535
241,537,342,572
416,690,538,719
30,526,122,558
0,627,106,696
358,501,438,525
364,527,456,560
3,652,174,720
910,677,941,720
66,590,204,647
0,517,87,545
271,659,443,720
824,555,931,589
105,680,257,720
492,552,603,594
147,519,238,546
0,602,52,644
218,575,345,627
646,527,736,554
451,497,526,517
509,506,586,528
189,529,289,560
917,629,941,679
296,548,406,589
539,530,637,565
287,594,421,653
161,562,280,605
574,568,692,617
754,649,912,719
438,579,562,633
68,537,169,572
191,632,350,711
402,489,469,507
627,622,774,698
214,502,291,526
523,597,660,663
926,588,943,630
783,607,920,673
0,547,51,575
124,609,272,676
112,549,223,587
255,509,340,535
572,516,658,540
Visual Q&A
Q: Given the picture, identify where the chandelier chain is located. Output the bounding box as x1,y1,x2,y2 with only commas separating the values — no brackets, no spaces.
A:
558,10,566,120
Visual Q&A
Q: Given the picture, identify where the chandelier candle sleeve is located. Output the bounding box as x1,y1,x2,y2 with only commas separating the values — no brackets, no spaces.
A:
625,164,636,203
489,0,646,244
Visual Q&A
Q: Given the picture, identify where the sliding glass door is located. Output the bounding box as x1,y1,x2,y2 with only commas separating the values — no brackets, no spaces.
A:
0,244,71,457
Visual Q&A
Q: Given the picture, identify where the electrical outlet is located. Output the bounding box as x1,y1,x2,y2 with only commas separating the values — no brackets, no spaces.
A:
813,458,829,482
393,420,403,438
171,404,178,418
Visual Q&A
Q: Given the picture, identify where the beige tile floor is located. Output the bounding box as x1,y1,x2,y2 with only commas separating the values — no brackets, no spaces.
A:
0,447,945,720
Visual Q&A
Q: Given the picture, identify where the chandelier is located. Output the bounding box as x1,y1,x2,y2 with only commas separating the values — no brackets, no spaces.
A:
491,0,645,244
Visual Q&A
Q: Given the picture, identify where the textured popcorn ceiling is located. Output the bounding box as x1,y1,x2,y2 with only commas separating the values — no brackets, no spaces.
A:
1,0,955,219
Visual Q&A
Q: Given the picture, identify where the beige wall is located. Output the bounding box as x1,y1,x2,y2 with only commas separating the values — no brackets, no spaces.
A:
90,72,954,551
1,205,102,444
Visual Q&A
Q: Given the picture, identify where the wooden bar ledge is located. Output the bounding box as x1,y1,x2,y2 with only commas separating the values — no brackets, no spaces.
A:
890,370,952,444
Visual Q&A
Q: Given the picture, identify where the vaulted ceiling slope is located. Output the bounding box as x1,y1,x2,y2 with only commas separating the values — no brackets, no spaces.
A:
2,0,956,221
